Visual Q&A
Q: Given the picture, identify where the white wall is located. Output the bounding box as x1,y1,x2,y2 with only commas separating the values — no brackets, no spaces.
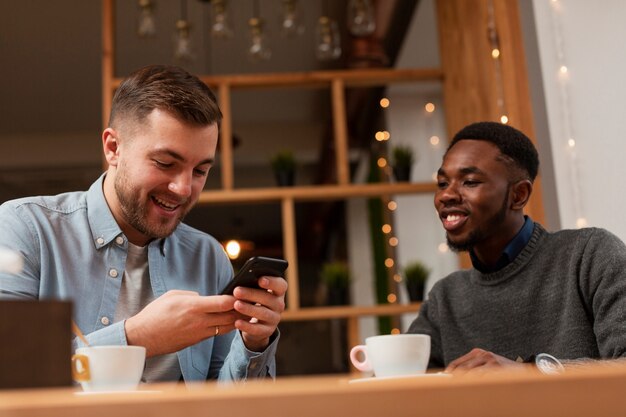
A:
529,0,626,241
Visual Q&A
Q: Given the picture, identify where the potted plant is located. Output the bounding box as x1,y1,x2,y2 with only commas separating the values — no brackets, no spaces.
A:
270,150,296,187
391,145,415,182
320,261,351,306
403,260,430,302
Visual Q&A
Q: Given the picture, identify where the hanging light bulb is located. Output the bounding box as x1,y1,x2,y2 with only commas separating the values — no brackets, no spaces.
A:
137,0,156,38
279,0,304,37
210,0,233,39
347,0,376,37
315,16,341,61
247,17,271,61
174,19,194,62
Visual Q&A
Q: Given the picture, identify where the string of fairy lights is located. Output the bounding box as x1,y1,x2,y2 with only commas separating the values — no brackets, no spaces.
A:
488,0,586,228
375,96,447,334
547,0,587,228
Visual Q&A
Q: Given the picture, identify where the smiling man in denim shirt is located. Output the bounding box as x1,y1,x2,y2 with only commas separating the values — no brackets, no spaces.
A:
0,65,287,383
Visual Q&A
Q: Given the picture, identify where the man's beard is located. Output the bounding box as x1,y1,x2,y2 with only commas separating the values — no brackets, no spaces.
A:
114,167,188,241
446,188,509,252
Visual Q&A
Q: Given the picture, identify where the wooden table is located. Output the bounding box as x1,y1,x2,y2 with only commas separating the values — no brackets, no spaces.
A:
3,363,626,417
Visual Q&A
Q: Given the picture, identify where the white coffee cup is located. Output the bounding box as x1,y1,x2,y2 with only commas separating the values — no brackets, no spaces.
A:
71,346,146,391
349,334,430,378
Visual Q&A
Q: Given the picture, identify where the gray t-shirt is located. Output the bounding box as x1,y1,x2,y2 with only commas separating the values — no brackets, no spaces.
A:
114,242,181,382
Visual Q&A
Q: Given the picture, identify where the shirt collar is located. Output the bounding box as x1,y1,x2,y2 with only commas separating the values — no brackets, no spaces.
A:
470,216,534,273
87,173,124,250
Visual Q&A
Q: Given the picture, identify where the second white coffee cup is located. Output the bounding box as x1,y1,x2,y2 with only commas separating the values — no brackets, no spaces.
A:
349,334,430,378
71,345,146,392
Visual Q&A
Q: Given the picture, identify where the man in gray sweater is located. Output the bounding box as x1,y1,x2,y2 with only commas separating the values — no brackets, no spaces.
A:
408,121,626,373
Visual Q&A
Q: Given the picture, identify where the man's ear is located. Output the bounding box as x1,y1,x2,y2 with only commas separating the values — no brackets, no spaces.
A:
510,179,533,210
102,128,120,167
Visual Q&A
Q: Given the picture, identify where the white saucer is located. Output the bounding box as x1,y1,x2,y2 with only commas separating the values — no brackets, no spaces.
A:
349,373,451,384
74,390,161,396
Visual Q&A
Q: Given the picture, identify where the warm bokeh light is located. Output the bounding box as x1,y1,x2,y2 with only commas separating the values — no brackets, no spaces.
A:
560,65,568,74
225,240,241,259
576,217,588,228
568,138,576,148
377,157,387,168
387,201,397,211
438,242,449,253
389,237,399,247
379,98,390,108
425,102,435,113
387,294,397,303
500,115,509,124
375,131,385,141
430,135,440,146
393,273,402,283
391,328,401,335
491,48,500,59
382,224,392,234
385,258,394,268
382,131,390,140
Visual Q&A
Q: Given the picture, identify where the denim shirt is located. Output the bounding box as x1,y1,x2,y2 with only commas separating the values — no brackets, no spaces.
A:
0,174,278,382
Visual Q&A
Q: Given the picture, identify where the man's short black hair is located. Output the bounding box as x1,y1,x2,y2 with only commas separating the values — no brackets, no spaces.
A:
447,121,539,182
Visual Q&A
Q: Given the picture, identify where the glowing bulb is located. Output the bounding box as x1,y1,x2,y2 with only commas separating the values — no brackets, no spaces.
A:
491,48,500,59
385,258,394,268
391,328,401,335
382,224,392,234
225,240,241,259
210,0,234,39
425,102,435,113
380,98,390,108
500,115,509,124
560,65,568,74
347,0,375,36
568,138,576,148
137,0,156,38
279,0,304,37
393,273,402,283
430,135,440,146
387,294,397,303
315,16,341,61
438,243,449,253
375,131,385,141
382,131,390,141
174,19,195,62
387,201,397,211
576,218,588,228
248,17,271,61
389,237,399,247
377,158,387,168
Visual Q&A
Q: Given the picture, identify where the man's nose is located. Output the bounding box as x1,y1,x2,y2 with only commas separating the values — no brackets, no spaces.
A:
168,172,192,197
436,183,461,205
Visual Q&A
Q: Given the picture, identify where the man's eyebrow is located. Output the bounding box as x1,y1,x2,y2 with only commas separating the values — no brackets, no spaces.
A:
149,149,214,165
459,166,484,175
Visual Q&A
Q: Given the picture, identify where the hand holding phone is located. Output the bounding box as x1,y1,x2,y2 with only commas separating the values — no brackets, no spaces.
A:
220,256,288,295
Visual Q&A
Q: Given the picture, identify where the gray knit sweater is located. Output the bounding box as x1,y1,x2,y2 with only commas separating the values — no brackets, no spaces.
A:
408,223,626,368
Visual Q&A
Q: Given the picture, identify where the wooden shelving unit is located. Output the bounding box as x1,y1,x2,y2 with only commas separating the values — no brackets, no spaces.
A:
102,0,543,351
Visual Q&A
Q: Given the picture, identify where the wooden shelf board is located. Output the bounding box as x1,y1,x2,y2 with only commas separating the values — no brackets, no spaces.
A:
198,182,438,205
282,303,422,321
111,68,443,90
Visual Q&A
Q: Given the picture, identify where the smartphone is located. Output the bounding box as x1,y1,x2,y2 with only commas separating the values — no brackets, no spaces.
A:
220,256,288,295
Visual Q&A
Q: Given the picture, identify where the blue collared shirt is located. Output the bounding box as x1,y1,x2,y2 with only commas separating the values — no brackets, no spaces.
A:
0,174,277,382
470,216,535,273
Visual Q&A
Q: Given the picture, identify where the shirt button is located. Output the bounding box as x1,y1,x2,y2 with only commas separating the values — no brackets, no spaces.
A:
109,269,119,278
101,316,110,326
96,237,104,245
115,236,124,245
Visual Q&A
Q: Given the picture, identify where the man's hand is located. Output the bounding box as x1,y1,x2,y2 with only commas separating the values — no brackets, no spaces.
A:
231,276,288,352
125,290,244,357
445,348,526,374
